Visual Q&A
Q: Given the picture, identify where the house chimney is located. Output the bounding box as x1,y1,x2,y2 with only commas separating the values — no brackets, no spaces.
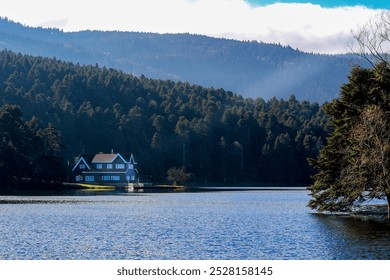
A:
111,148,114,154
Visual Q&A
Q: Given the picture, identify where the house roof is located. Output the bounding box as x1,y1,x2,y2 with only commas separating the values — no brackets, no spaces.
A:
92,153,118,163
129,153,137,164
71,152,136,171
71,156,91,171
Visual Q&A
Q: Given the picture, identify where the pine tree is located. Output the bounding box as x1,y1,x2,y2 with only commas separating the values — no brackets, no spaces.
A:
309,63,390,215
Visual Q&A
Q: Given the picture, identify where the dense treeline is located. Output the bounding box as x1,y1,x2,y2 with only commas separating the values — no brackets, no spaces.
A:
0,50,328,185
0,104,63,184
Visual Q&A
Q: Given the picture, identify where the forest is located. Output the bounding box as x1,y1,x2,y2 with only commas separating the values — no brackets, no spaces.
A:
0,17,364,103
0,50,328,186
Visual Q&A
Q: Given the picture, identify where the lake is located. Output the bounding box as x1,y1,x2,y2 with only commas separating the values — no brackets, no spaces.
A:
1,188,390,260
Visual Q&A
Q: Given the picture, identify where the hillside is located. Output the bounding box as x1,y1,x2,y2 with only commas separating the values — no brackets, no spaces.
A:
0,18,365,103
0,50,328,184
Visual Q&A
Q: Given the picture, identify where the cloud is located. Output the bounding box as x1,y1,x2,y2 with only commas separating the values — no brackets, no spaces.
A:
39,18,69,29
0,0,381,54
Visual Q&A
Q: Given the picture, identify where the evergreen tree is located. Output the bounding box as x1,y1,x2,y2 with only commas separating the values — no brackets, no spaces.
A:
0,104,32,182
309,63,390,214
32,123,65,182
0,104,65,185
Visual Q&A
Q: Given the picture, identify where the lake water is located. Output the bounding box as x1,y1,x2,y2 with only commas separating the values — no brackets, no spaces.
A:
1,189,390,260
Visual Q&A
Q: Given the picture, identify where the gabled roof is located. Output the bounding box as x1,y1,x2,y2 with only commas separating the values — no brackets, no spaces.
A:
129,153,137,164
92,153,116,163
91,153,127,163
71,152,136,173
72,156,91,171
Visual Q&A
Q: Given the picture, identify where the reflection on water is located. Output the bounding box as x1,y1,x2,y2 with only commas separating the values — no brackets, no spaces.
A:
310,213,390,259
1,189,390,260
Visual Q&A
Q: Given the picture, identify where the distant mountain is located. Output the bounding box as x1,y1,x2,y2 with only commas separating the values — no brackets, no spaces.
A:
0,17,366,103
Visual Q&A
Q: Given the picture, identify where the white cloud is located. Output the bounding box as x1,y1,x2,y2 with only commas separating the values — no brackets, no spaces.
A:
0,0,381,53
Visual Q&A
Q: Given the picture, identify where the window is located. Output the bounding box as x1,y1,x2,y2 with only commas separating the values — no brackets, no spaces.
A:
107,164,113,169
126,175,135,181
111,176,120,181
102,176,111,181
96,164,103,169
85,176,95,182
115,164,125,169
79,164,85,169
129,164,134,169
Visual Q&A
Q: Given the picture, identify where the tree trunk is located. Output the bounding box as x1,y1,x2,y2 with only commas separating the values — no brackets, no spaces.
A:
387,193,390,220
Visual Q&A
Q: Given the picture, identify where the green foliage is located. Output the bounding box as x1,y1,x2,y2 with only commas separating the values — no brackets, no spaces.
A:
0,50,328,185
167,167,191,186
0,104,64,185
309,63,390,212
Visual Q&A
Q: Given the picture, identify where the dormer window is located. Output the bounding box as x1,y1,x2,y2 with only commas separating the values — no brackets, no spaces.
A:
79,164,85,169
96,164,103,169
107,164,113,169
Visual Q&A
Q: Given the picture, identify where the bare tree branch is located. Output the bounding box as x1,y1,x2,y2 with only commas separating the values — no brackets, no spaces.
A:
350,11,390,68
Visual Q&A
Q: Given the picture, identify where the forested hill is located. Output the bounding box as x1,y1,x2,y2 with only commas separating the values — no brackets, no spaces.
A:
0,50,328,184
0,18,364,103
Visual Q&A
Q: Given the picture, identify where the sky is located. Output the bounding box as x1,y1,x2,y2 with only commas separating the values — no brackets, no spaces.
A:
0,0,388,54
247,1,389,9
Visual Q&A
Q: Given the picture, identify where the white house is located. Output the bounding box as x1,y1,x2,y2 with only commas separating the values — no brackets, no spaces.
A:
72,152,137,185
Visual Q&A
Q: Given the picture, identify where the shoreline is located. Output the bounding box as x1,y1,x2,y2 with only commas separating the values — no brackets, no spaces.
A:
0,180,308,195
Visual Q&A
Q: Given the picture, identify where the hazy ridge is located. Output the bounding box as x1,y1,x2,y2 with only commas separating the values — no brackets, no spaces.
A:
0,18,366,103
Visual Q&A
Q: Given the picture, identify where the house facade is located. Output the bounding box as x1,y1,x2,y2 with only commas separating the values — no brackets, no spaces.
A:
72,152,137,186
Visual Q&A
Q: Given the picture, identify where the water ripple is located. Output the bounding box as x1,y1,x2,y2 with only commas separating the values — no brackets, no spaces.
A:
1,191,390,259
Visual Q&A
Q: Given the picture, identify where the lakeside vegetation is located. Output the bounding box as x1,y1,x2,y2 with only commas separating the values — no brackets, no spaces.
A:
309,11,390,215
309,63,390,213
0,104,63,185
0,50,328,187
